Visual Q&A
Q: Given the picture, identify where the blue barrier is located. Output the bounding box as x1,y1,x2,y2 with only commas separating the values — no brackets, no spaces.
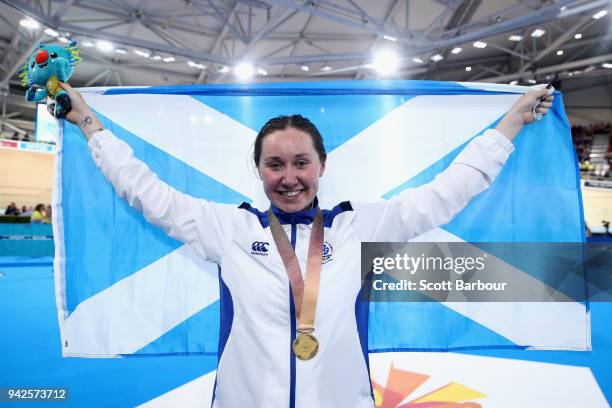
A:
0,223,54,257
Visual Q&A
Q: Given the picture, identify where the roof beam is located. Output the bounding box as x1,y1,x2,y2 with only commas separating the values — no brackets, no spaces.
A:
482,53,612,83
0,0,231,64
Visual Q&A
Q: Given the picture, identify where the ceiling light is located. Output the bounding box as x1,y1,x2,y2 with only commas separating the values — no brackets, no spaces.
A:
162,56,175,62
134,49,150,58
235,62,255,79
411,56,424,64
508,35,523,41
187,61,197,67
527,79,537,84
44,28,59,37
81,40,94,47
430,54,443,62
300,65,310,72
115,48,127,54
510,80,518,85
592,10,608,19
257,67,268,76
465,66,472,71
560,6,567,11
473,41,487,48
602,63,612,69
150,55,162,61
321,65,332,72
574,33,582,39
19,18,40,29
531,29,546,38
58,37,71,44
383,35,397,42
195,63,206,70
584,66,595,72
557,50,564,56
451,47,462,54
96,40,114,52
372,50,400,75
218,65,229,73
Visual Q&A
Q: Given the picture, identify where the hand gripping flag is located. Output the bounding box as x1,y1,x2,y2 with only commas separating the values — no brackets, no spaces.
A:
52,80,589,358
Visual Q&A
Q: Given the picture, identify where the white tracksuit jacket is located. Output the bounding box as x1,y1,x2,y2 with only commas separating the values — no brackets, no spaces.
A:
88,128,514,408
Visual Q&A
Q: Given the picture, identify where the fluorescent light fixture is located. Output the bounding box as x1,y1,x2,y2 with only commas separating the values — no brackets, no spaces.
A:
602,63,612,69
593,10,608,19
44,28,59,37
257,67,268,76
383,35,397,42
557,50,564,56
473,41,487,48
187,61,197,67
218,65,229,73
134,49,150,58
411,56,424,64
58,37,70,44
195,63,206,70
372,50,400,75
300,65,310,72
19,18,40,29
510,80,518,85
96,40,114,52
235,62,255,79
81,40,94,47
465,66,472,71
508,35,523,41
568,72,574,76
574,33,582,39
560,6,567,11
430,54,443,62
531,28,546,38
162,56,175,62
527,79,537,84
321,65,332,72
115,48,127,54
150,55,162,61
451,47,462,54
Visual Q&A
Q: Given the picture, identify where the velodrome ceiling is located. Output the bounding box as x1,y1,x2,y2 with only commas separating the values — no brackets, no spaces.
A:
0,0,610,133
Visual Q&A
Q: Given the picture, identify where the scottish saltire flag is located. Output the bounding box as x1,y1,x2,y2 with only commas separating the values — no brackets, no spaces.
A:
52,80,589,359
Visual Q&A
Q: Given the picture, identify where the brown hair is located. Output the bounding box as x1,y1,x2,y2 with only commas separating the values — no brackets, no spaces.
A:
253,115,327,167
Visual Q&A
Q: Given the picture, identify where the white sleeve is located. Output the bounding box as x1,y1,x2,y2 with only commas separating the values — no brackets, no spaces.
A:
87,129,234,264
351,129,514,241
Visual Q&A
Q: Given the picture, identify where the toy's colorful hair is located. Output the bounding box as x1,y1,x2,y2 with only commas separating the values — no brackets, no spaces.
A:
18,65,29,87
67,41,81,66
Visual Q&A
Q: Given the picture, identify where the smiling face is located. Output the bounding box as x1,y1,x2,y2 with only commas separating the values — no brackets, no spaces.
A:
258,127,326,213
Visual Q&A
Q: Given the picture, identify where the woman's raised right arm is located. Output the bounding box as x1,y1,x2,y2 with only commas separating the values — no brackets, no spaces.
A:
59,82,233,264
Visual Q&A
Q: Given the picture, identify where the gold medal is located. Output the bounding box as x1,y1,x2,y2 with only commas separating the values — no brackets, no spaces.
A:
292,332,319,361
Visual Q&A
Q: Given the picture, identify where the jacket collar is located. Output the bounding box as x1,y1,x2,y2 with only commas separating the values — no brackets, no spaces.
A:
269,197,319,225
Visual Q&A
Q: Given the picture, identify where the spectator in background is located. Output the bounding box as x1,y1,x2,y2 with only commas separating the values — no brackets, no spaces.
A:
31,204,47,224
5,202,20,216
22,206,33,217
45,205,52,223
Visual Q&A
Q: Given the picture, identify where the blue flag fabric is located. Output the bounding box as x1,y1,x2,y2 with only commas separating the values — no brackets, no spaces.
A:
53,80,588,358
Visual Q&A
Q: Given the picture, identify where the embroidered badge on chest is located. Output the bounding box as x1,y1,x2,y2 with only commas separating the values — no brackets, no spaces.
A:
322,241,334,264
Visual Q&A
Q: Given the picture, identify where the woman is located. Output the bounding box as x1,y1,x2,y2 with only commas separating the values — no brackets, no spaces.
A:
31,204,46,224
59,82,552,408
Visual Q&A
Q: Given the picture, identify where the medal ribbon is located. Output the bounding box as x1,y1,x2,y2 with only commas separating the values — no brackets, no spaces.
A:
268,208,323,333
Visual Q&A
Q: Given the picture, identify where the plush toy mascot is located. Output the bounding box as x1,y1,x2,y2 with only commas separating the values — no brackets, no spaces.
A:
19,41,80,118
